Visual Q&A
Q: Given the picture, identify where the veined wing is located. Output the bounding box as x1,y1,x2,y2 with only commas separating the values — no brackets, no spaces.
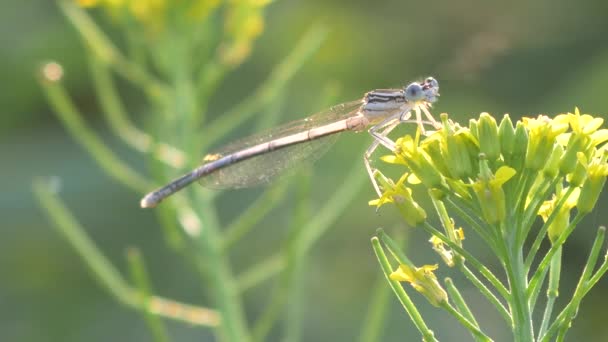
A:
199,100,363,189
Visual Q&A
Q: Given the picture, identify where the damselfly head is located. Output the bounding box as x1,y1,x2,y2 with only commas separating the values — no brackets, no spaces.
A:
404,77,440,104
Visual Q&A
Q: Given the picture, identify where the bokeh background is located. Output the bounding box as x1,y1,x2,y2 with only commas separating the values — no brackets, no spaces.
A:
3,0,608,341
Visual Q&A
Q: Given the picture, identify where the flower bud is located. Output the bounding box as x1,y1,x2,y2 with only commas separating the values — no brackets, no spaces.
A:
477,113,500,162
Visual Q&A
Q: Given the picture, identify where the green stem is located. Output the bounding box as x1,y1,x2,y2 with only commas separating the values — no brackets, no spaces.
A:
88,53,186,168
127,248,171,342
582,227,608,289
376,229,413,265
499,225,533,342
237,255,285,293
237,158,366,295
528,258,550,314
540,227,606,342
421,223,509,300
358,273,391,342
445,197,501,256
524,186,576,272
39,74,151,193
440,302,493,342
222,179,291,250
252,169,312,342
297,160,368,252
188,195,252,342
528,213,585,297
371,237,438,342
519,176,559,245
459,265,510,323
199,26,328,149
537,247,561,339
444,278,479,330
512,169,534,230
431,197,460,245
58,0,167,101
32,179,219,327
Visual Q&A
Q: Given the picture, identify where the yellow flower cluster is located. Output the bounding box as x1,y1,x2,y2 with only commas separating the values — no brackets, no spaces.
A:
77,0,272,65
373,109,608,227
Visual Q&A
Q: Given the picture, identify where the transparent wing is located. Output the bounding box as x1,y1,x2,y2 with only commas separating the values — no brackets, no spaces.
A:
199,100,363,189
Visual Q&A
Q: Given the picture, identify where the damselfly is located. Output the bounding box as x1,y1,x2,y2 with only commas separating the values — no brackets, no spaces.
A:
140,77,440,208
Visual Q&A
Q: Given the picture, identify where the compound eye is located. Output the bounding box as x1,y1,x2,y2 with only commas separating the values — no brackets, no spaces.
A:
425,77,438,89
405,83,424,101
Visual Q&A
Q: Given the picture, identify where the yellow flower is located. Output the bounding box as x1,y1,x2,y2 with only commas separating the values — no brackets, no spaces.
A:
538,187,580,243
577,150,608,214
523,115,569,171
567,107,604,135
393,133,444,190
369,173,427,227
429,227,465,267
77,0,101,7
472,164,517,224
221,0,273,66
390,263,447,307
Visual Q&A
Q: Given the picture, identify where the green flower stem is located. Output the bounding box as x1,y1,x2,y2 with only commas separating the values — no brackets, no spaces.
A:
88,53,186,169
375,229,413,265
378,229,494,339
173,48,200,153
124,18,147,68
420,223,509,300
528,213,585,297
284,169,314,342
237,255,285,293
499,225,534,342
296,160,367,252
58,0,167,101
252,169,312,342
444,278,479,329
190,195,252,342
371,237,438,342
283,258,305,342
512,168,535,229
430,197,459,245
440,302,492,342
33,179,135,305
234,161,364,294
221,179,290,251
251,270,292,342
582,227,608,288
537,247,561,339
188,187,251,342
519,177,559,244
459,265,510,323
444,197,500,256
197,60,227,113
528,257,550,313
358,273,391,342
524,186,576,271
199,26,328,149
555,226,605,341
32,180,219,327
541,227,606,342
126,248,171,342
39,76,151,193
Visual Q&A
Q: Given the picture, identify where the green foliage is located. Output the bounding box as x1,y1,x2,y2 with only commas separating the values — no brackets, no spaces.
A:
33,1,368,341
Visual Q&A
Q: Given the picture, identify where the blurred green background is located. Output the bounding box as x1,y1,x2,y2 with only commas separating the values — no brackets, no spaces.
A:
3,0,608,341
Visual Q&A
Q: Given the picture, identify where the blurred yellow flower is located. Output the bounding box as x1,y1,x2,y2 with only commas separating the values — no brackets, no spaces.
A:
390,263,447,307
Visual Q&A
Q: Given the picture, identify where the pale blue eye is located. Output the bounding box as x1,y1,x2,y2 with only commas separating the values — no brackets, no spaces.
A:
404,83,424,102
